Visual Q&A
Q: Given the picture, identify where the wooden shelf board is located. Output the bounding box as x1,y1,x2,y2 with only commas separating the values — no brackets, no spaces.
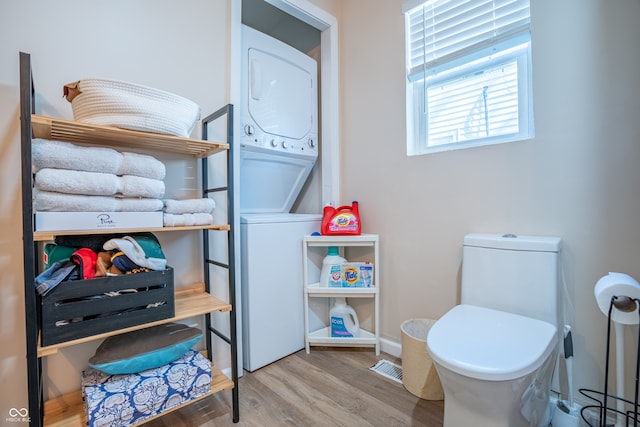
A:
33,224,230,242
43,363,234,427
32,114,229,158
38,283,231,357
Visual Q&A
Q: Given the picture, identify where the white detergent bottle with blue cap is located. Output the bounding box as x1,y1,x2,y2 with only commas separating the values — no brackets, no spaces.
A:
330,297,360,337
319,246,346,287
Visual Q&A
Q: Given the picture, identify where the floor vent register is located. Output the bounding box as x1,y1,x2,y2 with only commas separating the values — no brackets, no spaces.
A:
369,359,403,384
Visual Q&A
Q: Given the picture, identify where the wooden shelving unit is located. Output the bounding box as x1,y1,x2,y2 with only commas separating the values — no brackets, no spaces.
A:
19,52,239,426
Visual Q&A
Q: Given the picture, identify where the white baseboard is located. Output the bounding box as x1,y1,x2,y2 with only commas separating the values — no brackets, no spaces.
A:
380,337,402,358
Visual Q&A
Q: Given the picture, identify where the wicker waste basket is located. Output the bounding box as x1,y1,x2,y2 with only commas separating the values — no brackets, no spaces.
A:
400,318,444,400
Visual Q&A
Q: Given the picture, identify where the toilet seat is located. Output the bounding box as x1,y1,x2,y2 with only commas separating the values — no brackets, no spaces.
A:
427,304,557,381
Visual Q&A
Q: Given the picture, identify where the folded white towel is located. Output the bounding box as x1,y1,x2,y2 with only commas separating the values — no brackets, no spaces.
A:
119,175,164,199
120,152,165,180
163,213,214,227
163,198,215,215
34,189,163,212
32,139,166,180
33,139,121,174
118,198,164,212
35,168,165,199
35,168,116,196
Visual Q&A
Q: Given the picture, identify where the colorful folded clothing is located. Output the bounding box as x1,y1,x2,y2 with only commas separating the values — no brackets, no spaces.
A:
103,233,166,271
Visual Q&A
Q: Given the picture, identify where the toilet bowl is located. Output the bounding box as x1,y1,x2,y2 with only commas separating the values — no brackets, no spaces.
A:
427,305,558,427
426,233,562,427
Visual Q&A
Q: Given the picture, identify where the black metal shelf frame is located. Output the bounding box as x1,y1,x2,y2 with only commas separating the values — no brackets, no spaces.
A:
201,104,240,423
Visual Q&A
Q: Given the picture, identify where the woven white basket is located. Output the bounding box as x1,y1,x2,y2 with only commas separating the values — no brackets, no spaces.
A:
64,79,201,138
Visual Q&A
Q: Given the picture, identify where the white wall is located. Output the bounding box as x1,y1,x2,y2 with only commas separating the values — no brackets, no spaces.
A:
339,0,640,405
0,0,230,413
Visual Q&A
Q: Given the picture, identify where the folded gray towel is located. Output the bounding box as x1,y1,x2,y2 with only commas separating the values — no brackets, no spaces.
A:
35,168,165,199
32,139,166,180
163,198,215,215
163,213,214,227
34,189,163,212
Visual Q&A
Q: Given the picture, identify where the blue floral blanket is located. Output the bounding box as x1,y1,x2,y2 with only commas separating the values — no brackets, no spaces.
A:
82,350,211,427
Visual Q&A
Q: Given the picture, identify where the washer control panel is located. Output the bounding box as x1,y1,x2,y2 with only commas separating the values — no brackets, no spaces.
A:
241,122,317,159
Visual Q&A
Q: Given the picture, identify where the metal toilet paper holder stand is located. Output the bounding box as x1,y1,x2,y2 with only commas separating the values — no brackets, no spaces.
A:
579,295,640,427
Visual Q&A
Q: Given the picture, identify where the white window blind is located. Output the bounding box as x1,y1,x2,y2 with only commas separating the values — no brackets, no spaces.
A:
404,0,532,154
407,0,531,80
427,59,519,146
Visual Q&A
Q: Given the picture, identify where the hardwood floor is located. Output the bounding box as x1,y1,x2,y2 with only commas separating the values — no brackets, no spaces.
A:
146,347,444,427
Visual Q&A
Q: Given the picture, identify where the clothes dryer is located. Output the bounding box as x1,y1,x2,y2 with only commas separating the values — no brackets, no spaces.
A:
240,25,318,214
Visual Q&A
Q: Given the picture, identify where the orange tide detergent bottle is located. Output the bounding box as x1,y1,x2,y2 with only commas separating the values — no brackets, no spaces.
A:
321,201,361,235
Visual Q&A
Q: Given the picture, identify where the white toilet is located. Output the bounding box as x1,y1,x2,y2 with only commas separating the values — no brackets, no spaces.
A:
426,233,561,427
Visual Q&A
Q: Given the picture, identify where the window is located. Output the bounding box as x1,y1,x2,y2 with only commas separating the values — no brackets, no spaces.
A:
404,0,533,155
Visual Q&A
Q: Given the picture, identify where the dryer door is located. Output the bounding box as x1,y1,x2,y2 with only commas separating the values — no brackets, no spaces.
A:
239,146,315,214
248,48,314,140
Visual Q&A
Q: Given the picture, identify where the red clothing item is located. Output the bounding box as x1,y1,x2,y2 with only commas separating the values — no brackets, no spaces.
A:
71,247,98,279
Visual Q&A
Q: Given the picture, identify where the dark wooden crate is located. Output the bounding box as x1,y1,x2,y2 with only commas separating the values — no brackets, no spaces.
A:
41,267,174,346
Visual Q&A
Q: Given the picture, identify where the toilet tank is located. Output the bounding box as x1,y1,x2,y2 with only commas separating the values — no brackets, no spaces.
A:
461,233,561,325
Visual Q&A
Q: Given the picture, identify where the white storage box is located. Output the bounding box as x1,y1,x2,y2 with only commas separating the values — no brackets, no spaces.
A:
35,212,163,232
328,262,374,288
64,79,201,138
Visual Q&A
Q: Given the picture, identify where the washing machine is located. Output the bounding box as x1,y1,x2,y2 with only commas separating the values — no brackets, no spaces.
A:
240,213,321,371
239,25,321,371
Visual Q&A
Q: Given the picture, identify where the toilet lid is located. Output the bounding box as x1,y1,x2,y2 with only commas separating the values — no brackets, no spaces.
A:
426,304,557,381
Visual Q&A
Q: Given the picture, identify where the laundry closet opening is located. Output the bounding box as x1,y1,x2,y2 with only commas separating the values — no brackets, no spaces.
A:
241,0,322,214
239,0,328,373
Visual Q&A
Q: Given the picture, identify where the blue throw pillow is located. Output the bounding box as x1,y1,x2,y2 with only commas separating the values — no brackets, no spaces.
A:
89,323,202,375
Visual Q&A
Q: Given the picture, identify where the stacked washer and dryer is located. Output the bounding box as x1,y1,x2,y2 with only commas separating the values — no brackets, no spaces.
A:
240,25,322,371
